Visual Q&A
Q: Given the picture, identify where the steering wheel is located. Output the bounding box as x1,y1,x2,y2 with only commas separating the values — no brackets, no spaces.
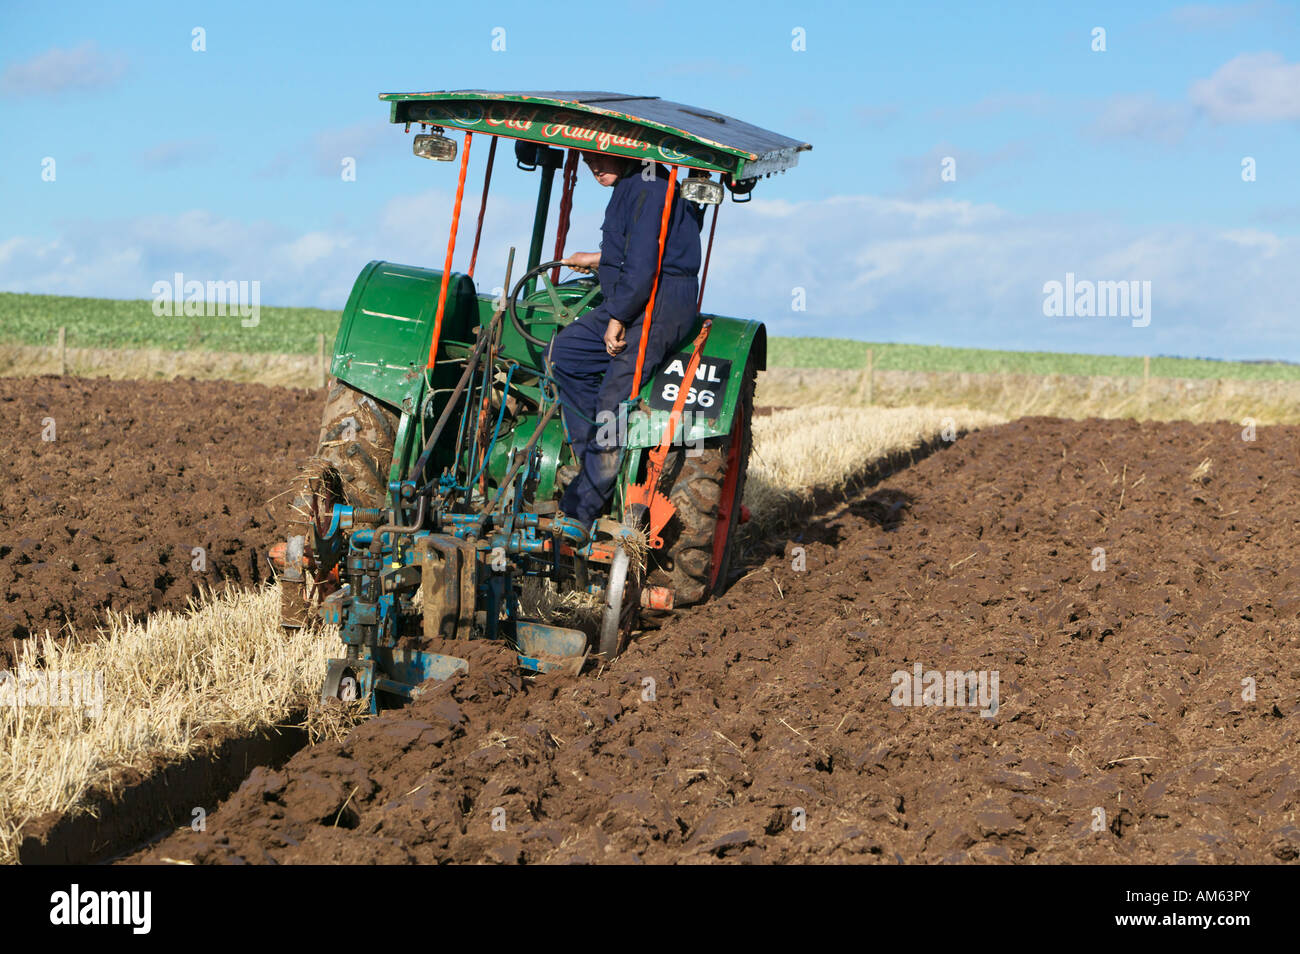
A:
508,260,602,347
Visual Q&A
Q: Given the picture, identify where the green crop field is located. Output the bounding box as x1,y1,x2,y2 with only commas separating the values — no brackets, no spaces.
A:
3,291,1297,382
0,291,340,354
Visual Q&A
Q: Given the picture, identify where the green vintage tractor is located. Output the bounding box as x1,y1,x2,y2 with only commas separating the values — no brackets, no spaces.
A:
274,90,810,710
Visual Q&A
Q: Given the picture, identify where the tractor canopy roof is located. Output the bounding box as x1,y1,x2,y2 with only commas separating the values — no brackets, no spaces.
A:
379,89,811,180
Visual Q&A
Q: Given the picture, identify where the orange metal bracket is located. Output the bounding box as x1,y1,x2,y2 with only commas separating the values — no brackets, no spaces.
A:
428,130,474,369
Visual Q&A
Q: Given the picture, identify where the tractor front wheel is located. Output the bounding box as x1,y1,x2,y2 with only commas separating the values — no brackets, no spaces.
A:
280,377,399,628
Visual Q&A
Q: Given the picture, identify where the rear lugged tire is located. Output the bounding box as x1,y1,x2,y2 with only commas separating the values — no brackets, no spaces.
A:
280,377,399,628
648,355,755,606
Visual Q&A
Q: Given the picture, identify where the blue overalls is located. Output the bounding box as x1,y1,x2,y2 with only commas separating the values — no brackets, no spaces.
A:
548,163,704,526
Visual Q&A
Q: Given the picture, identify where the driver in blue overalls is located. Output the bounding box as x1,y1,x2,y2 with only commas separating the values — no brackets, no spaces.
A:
547,150,704,544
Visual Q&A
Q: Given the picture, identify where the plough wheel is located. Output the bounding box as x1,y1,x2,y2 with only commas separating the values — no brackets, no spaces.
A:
598,509,646,661
598,547,630,661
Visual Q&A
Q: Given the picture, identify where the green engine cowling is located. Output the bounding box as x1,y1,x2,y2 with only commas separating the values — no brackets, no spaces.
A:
329,260,766,506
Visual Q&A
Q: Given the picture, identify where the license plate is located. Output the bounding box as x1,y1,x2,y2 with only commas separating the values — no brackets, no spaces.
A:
648,353,731,419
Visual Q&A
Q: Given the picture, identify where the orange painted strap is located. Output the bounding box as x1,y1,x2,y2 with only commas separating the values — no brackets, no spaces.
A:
697,201,719,312
550,149,580,284
428,131,473,369
629,164,679,399
626,317,712,547
467,135,497,279
648,318,712,472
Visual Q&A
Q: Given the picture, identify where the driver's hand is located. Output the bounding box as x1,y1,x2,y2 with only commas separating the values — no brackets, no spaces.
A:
563,251,600,274
604,319,626,356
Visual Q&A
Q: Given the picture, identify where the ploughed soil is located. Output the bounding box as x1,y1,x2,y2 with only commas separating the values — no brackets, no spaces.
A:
134,416,1300,864
0,376,321,664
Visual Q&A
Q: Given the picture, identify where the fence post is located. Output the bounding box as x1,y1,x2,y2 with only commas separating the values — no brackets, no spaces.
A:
57,326,66,376
857,347,874,405
317,333,327,387
1143,355,1150,414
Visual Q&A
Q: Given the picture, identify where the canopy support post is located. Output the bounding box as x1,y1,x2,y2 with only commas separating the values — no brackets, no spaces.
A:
427,130,472,369
550,149,580,284
467,136,497,280
697,201,719,313
524,150,563,297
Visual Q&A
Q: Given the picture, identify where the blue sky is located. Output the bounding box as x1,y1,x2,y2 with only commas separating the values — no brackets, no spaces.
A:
1,0,1298,360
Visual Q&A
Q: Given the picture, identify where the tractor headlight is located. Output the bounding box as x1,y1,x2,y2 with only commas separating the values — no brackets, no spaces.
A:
413,133,458,161
680,175,724,205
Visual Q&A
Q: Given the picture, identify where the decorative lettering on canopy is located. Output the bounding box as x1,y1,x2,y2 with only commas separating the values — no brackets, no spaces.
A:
405,101,730,172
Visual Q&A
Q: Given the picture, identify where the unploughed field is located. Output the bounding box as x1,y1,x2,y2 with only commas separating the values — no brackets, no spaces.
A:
2,375,1297,864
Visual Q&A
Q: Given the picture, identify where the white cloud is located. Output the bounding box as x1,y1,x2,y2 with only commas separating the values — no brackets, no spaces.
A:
256,121,394,179
1089,94,1196,145
285,232,352,269
0,236,29,266
1,191,1297,361
892,142,1031,198
1082,51,1299,146
1190,52,1300,122
311,121,392,176
1220,228,1283,256
695,194,1299,359
1,42,127,97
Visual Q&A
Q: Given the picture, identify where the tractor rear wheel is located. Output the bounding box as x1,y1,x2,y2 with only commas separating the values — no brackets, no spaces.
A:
648,354,756,606
280,377,399,628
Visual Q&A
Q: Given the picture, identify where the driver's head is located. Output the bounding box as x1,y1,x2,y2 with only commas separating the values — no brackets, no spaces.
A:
582,151,632,187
